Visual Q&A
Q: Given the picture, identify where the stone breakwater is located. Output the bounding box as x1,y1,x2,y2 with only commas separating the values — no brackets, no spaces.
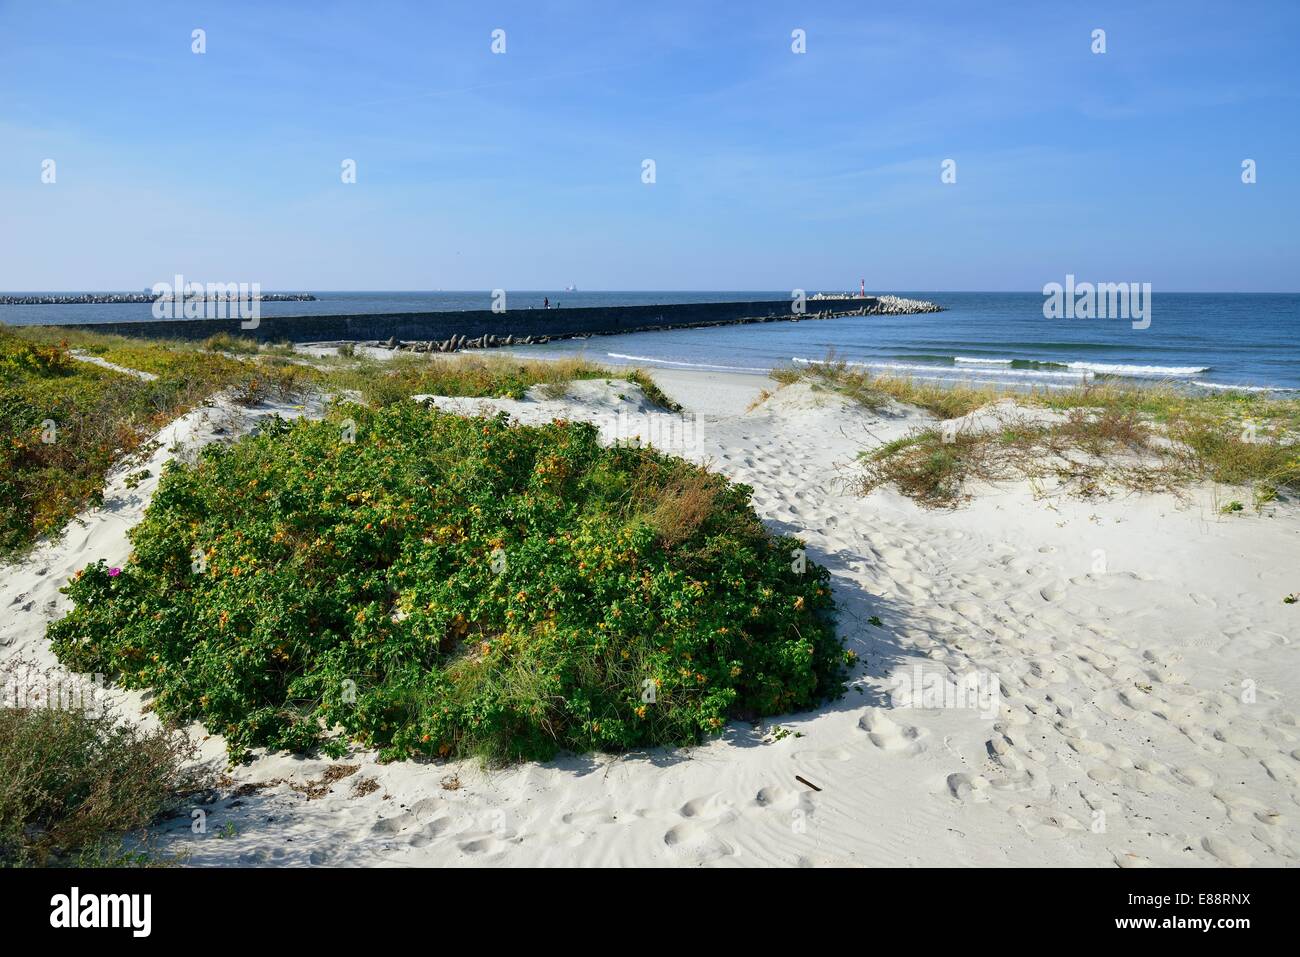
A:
809,293,944,314
0,292,317,305
339,301,943,354
47,297,944,346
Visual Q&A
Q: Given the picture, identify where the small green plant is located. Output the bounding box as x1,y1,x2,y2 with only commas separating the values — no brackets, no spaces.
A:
1221,500,1245,514
625,370,682,413
0,673,203,866
767,724,802,741
201,332,259,354
123,469,151,490
1253,484,1278,511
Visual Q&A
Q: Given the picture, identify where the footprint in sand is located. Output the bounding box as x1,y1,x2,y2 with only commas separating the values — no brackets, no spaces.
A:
663,821,735,862
1214,790,1279,826
679,794,738,822
1201,835,1253,867
793,745,853,763
1008,804,1087,837
408,817,452,848
1039,582,1067,602
1172,765,1216,788
945,772,991,803
458,834,506,855
371,812,415,836
1113,851,1155,868
372,796,443,839
858,709,927,755
1260,757,1298,786
754,784,814,816
663,794,739,862
560,805,619,827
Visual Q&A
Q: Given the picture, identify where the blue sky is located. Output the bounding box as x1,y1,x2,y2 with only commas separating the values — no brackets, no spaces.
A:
1,1,1296,291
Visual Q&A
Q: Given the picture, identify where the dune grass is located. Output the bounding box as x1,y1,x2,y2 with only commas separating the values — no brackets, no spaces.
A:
771,357,1300,508
0,325,682,556
856,408,1194,507
0,328,324,557
0,662,204,866
317,352,681,410
771,358,1004,418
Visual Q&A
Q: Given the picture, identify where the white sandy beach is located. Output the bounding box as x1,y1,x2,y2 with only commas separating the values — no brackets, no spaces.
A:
2,362,1297,868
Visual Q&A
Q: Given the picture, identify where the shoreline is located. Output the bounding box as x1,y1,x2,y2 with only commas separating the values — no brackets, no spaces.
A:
6,290,1296,394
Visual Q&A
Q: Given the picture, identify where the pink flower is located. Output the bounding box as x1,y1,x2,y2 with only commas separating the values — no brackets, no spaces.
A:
108,567,121,577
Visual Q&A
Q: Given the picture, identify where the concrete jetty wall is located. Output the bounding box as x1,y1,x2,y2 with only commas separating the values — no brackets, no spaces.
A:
48,297,937,345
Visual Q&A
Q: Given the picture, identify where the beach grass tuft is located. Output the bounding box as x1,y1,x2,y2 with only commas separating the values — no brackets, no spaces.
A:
772,357,1003,418
0,663,205,866
772,355,1300,507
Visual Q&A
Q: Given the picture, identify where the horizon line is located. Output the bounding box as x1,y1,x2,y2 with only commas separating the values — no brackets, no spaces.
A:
3,288,1299,296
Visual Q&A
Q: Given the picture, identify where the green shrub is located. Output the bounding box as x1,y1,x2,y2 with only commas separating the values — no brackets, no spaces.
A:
0,337,76,377
0,328,297,556
0,332,152,555
49,402,846,765
201,332,260,354
0,686,202,866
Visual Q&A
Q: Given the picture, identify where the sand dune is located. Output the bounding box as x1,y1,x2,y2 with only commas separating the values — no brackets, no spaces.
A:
3,367,1296,867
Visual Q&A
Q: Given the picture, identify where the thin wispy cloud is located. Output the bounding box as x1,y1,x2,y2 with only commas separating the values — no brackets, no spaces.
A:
0,1,1295,291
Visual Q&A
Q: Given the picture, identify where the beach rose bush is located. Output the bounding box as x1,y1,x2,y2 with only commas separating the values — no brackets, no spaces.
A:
49,402,846,764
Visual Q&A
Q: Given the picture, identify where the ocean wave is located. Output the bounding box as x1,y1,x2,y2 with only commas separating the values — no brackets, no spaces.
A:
1192,380,1293,394
1065,362,1210,378
948,356,1074,370
797,356,1214,382
605,352,770,373
892,354,956,364
792,357,1091,381
953,356,1209,377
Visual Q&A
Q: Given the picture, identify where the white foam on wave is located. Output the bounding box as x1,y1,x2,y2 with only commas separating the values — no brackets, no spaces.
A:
1192,380,1290,394
887,373,1077,391
605,352,770,373
792,357,1090,381
1065,361,1209,378
795,356,1217,382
